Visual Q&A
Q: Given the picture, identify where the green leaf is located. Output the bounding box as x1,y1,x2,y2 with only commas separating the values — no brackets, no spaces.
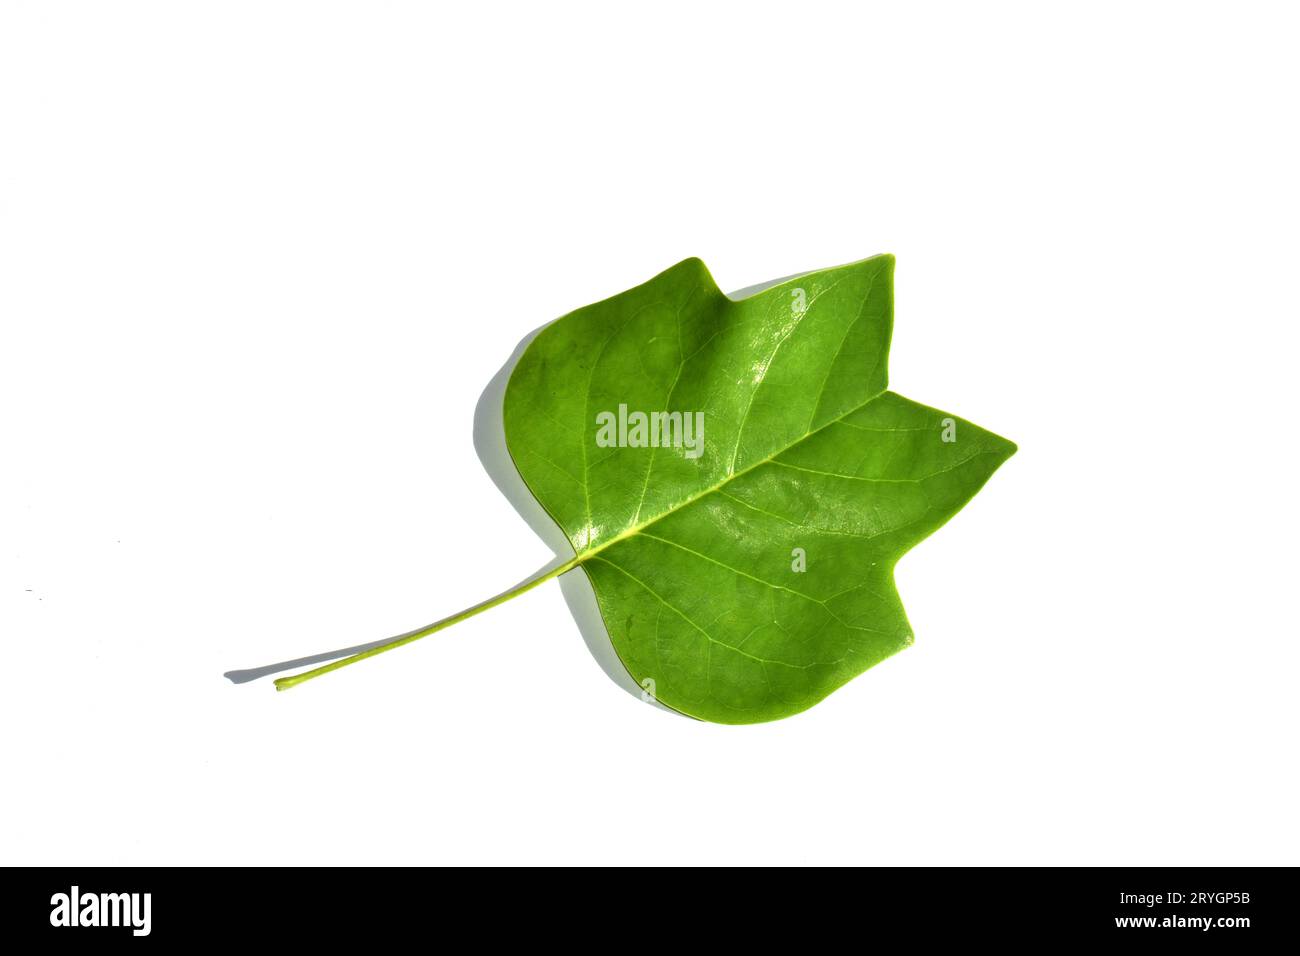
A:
502,255,1014,723
274,255,1014,724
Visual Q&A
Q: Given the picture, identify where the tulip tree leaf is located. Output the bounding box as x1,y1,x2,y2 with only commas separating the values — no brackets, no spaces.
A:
503,255,1015,723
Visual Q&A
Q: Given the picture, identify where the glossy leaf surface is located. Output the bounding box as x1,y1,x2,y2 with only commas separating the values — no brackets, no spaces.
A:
503,256,1014,723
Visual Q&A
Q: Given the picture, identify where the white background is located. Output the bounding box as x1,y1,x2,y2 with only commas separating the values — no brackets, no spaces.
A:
2,2,1297,866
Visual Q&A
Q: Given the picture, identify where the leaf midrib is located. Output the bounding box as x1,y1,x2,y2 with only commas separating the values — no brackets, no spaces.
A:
577,266,879,566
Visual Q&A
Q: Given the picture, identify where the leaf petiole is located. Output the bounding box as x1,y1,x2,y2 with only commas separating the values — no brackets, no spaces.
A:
273,555,583,691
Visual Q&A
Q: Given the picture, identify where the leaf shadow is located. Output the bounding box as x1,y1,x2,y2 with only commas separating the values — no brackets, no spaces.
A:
224,269,807,694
